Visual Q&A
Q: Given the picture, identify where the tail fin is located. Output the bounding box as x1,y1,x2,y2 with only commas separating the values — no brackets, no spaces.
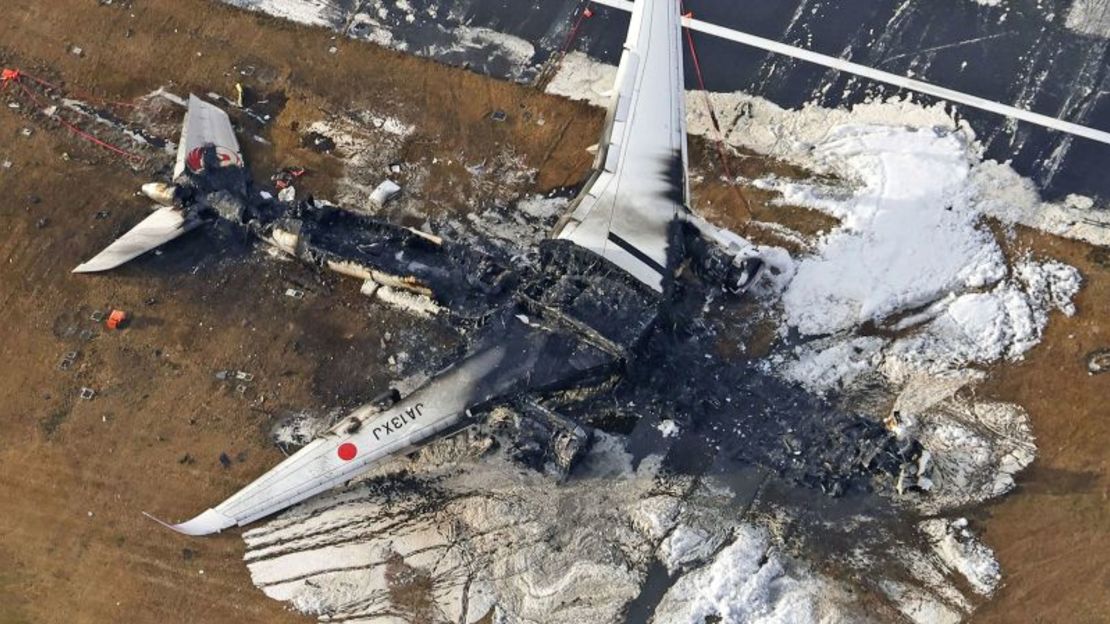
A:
72,206,200,273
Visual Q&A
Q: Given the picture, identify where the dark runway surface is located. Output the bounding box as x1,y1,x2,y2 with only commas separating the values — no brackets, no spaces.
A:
308,0,1110,202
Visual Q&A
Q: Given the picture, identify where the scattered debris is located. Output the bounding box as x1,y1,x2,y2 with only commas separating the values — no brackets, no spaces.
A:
271,166,305,189
58,351,79,371
301,131,335,153
490,109,507,122
284,288,305,300
79,387,96,400
359,278,380,298
218,452,232,469
105,309,128,330
1088,349,1110,374
368,179,401,207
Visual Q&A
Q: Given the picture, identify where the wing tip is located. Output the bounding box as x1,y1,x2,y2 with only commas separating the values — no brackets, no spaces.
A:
142,508,236,536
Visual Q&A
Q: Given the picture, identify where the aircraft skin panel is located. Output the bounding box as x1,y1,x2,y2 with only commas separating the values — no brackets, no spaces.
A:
72,206,198,273
556,0,688,292
162,341,514,535
173,94,243,180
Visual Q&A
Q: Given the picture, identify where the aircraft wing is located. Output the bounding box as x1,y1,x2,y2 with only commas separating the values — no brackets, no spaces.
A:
72,206,200,273
153,342,514,535
553,0,689,292
173,94,243,179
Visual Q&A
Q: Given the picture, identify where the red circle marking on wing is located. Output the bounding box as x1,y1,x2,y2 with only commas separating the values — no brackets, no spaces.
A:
337,442,358,461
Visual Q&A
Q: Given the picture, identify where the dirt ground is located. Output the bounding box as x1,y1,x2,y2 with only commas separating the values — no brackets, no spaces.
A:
0,1,1106,623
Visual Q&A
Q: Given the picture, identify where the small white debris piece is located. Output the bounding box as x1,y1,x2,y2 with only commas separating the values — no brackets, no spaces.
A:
278,186,296,202
79,387,96,400
375,285,440,317
360,279,380,298
368,180,401,207
259,191,273,200
284,288,305,300
70,45,84,56
1,160,12,169
21,128,33,137
656,419,680,438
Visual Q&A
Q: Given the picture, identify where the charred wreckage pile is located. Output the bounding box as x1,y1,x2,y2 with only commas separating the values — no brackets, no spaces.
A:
175,144,930,498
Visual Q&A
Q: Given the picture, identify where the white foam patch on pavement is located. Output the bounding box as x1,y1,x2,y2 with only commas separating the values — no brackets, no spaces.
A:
882,258,1081,381
653,525,858,624
659,523,726,574
773,125,1007,336
905,396,1037,513
780,336,887,395
920,518,1001,596
1065,0,1110,37
244,440,667,623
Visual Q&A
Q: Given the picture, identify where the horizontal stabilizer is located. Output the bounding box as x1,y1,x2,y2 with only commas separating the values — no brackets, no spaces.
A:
73,206,199,273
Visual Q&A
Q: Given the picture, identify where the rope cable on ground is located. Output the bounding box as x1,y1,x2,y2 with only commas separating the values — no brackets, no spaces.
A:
2,67,143,163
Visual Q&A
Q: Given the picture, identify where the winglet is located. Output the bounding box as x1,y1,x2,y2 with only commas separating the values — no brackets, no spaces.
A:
142,508,237,536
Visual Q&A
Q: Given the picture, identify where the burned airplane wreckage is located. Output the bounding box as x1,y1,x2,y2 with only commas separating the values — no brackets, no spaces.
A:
75,0,929,535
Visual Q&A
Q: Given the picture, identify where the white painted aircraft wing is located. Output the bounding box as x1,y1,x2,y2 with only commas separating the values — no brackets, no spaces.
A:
173,94,243,179
72,206,199,273
555,0,688,292
156,344,509,535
